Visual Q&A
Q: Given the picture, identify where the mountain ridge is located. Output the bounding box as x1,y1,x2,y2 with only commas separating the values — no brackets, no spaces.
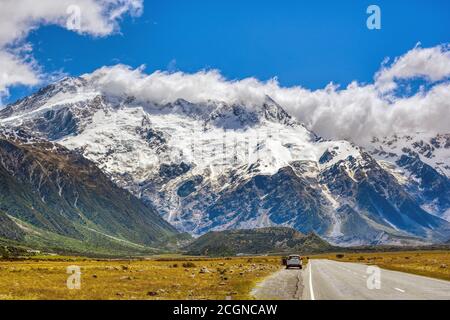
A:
1,76,449,246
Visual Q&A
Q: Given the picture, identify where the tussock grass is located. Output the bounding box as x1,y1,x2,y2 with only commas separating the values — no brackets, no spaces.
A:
0,256,282,300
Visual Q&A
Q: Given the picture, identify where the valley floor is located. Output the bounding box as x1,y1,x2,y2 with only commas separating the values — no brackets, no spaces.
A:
0,251,449,300
0,255,281,300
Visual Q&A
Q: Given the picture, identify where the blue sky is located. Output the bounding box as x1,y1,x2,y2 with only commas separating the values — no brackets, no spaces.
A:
5,0,450,104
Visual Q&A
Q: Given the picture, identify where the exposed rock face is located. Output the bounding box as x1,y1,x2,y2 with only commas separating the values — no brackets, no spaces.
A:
368,133,450,222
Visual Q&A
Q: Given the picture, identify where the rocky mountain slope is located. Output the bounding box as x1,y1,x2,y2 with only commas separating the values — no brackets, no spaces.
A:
1,76,449,246
0,210,24,241
184,227,333,256
0,128,180,255
368,133,450,221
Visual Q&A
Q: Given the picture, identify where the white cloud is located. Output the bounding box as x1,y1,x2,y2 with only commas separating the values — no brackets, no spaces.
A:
0,50,40,94
375,43,450,92
84,43,450,143
0,0,143,101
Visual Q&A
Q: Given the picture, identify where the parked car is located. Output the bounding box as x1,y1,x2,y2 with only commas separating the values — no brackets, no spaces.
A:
285,255,302,269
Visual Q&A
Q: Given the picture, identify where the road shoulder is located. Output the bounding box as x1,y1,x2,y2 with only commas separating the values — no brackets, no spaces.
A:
251,267,304,300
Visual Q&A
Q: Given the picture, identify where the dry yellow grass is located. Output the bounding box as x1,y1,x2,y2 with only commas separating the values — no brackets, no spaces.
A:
0,256,282,300
2,250,447,300
310,250,450,281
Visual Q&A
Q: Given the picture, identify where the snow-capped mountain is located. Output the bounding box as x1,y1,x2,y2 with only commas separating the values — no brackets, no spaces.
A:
367,133,450,221
1,76,449,245
369,133,450,178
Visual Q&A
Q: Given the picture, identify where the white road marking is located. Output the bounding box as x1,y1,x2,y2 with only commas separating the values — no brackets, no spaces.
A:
394,287,405,293
309,262,315,300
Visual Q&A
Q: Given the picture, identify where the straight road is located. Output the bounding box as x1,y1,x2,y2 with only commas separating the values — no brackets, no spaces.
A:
303,259,450,300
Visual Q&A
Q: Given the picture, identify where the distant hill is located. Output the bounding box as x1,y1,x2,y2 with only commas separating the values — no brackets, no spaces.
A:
184,227,334,256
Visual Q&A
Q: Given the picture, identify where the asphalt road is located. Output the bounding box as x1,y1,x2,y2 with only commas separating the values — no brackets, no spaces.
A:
303,259,450,300
252,259,450,300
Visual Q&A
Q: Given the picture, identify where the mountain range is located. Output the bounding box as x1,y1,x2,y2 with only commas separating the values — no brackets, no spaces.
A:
0,75,449,251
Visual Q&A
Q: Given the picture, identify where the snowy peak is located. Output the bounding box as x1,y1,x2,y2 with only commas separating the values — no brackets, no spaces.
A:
146,95,301,130
208,95,299,128
0,75,300,132
369,132,450,178
261,95,294,125
1,77,88,115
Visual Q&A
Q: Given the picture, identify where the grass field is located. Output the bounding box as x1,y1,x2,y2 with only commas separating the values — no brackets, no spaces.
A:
310,250,450,281
0,255,282,300
1,250,449,300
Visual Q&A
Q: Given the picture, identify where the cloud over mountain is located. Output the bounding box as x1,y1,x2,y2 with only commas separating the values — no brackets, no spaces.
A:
84,43,450,144
375,43,450,92
1,1,448,144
